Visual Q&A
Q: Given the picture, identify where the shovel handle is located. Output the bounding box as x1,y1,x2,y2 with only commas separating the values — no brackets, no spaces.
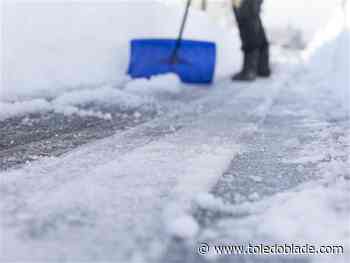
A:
171,0,192,63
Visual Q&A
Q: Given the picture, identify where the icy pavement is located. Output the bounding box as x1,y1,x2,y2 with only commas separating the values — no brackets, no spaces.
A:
160,28,350,263
0,108,156,170
0,74,207,170
163,65,350,263
1,31,349,263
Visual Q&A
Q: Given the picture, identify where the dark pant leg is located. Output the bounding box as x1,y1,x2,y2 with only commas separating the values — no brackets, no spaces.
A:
234,0,268,53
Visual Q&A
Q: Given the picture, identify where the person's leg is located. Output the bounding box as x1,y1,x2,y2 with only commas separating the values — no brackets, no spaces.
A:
233,0,270,81
256,3,271,77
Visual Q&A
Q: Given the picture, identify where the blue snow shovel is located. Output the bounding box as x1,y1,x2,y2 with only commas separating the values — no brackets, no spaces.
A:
127,0,216,84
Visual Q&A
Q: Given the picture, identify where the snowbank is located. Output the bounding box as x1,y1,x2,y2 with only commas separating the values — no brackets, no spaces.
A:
1,0,346,120
263,0,344,47
175,0,343,49
1,0,237,103
304,4,350,111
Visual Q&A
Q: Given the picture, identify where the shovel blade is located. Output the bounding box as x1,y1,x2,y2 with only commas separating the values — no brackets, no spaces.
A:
128,39,216,84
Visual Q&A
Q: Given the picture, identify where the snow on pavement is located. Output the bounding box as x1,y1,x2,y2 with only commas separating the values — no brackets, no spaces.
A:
0,75,184,121
0,49,301,262
182,8,349,263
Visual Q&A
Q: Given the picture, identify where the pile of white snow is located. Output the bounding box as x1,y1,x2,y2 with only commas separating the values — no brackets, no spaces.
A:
1,0,344,120
0,0,240,120
1,0,237,102
263,0,344,48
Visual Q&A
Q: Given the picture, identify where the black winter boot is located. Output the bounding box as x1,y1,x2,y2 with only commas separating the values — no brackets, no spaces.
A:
232,50,259,81
258,45,271,77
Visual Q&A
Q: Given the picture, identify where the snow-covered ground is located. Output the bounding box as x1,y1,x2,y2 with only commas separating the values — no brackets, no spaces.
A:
0,0,342,118
1,1,349,262
192,12,350,261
